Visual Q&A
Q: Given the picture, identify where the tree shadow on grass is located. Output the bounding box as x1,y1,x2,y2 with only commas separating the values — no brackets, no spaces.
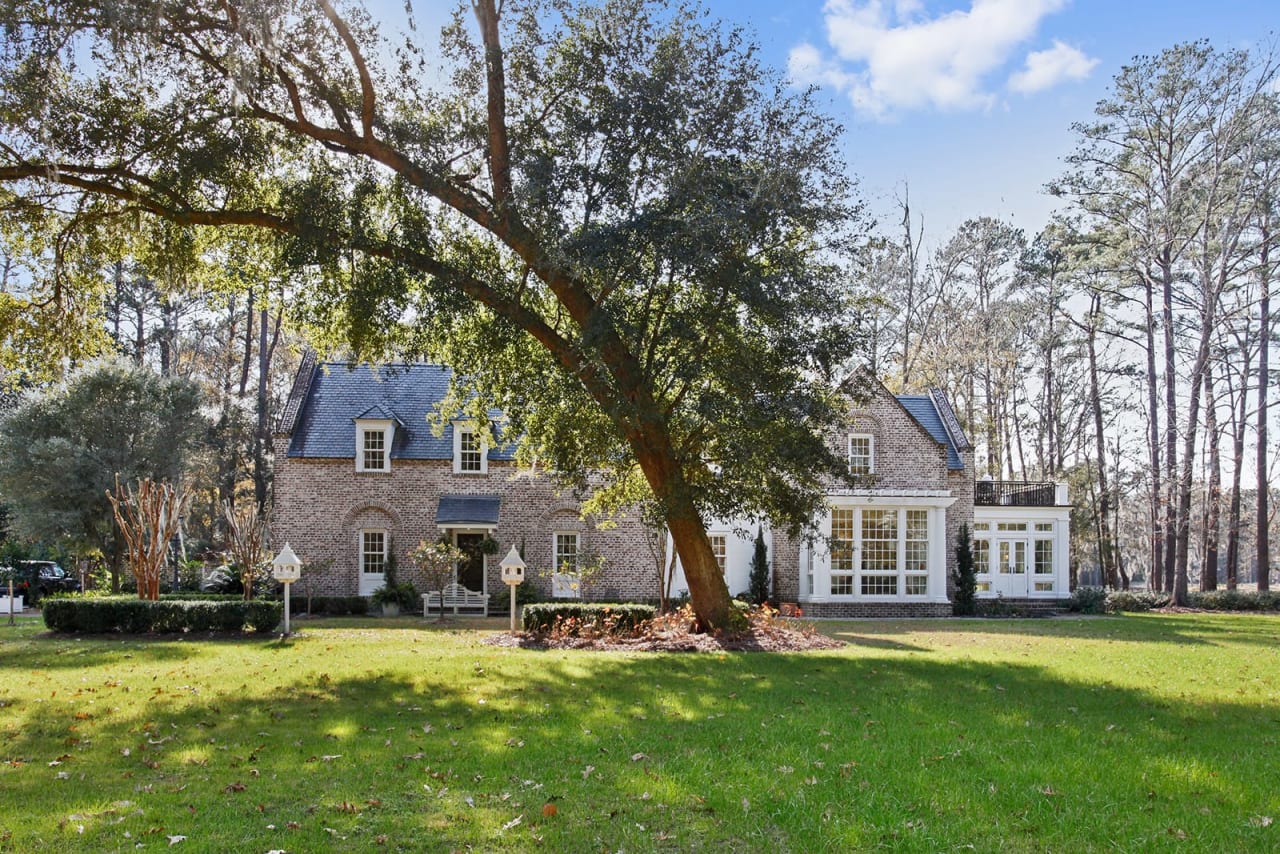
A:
816,611,1280,650
0,630,1276,852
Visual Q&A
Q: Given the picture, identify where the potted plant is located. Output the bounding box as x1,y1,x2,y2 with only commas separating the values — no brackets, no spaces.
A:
371,581,418,617
478,535,500,556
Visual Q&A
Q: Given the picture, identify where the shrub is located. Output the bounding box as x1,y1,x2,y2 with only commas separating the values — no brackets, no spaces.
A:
371,581,418,612
489,582,542,613
522,602,656,636
1188,590,1280,611
1104,591,1169,613
1067,586,1107,614
288,595,369,616
747,528,771,606
952,524,977,616
41,597,281,634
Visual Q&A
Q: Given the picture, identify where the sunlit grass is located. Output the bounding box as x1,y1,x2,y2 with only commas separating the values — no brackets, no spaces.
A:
0,613,1277,852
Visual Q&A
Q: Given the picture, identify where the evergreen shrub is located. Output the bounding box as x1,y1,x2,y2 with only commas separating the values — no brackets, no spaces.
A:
42,597,281,634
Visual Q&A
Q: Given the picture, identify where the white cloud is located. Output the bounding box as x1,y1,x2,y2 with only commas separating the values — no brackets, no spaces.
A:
789,0,1095,119
1008,40,1099,93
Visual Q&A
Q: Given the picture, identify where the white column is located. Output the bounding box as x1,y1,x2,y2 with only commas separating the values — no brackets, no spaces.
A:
810,506,832,601
929,506,950,603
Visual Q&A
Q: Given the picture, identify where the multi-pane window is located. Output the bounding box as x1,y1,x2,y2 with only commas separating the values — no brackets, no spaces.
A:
709,535,727,574
459,430,483,472
361,428,387,471
860,509,899,595
1035,522,1054,533
973,536,991,576
361,531,386,575
1034,539,1054,591
554,533,579,574
904,509,929,595
830,508,855,595
848,435,874,476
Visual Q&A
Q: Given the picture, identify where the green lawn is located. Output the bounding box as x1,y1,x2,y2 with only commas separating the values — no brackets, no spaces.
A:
1,613,1277,852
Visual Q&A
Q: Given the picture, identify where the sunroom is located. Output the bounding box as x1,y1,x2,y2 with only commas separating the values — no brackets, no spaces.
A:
972,480,1071,600
798,491,956,606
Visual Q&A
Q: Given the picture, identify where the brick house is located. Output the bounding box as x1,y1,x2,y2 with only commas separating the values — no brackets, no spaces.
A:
273,356,1071,615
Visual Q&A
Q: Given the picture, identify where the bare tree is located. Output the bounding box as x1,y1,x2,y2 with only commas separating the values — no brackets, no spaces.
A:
108,477,190,601
222,500,269,601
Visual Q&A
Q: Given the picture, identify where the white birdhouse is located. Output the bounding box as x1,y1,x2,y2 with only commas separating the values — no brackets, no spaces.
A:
272,542,302,582
499,546,525,586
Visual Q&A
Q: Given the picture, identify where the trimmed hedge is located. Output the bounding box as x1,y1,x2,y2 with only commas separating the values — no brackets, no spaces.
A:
159,592,245,601
42,597,281,634
522,602,656,636
1069,588,1280,614
287,595,370,616
1186,589,1280,611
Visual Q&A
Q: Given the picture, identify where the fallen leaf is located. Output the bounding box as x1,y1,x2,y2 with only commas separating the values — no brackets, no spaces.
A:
630,753,648,762
542,803,558,818
581,765,595,779
502,814,523,831
166,835,186,846
1249,815,1273,828
224,783,246,793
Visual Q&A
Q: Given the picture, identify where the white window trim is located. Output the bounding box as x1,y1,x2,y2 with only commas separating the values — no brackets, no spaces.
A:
359,528,388,575
355,419,393,473
551,531,582,598
708,533,728,575
848,433,875,476
807,498,954,604
452,421,490,475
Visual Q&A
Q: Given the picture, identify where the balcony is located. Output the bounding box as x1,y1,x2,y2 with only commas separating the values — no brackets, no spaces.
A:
974,480,1065,507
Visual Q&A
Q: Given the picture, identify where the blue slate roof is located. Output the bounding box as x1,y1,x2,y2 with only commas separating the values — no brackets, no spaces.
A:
437,495,501,526
895,394,966,470
286,362,514,461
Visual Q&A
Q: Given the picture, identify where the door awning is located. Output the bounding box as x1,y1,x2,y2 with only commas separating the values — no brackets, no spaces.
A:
436,495,501,529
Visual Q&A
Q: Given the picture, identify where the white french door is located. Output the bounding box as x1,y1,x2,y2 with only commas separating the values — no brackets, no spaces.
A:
993,538,1029,597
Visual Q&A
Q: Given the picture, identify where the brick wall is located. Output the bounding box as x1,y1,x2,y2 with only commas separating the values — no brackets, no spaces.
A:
272,436,659,601
773,382,975,609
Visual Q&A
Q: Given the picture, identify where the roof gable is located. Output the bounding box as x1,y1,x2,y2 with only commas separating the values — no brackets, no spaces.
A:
894,393,966,471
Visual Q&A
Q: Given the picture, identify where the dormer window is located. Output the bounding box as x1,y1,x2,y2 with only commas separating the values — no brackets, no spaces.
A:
453,422,489,475
849,434,874,476
355,419,393,472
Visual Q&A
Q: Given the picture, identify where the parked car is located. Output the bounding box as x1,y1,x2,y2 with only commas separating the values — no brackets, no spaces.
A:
3,560,81,601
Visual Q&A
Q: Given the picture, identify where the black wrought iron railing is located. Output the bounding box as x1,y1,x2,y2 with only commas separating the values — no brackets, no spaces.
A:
974,481,1058,507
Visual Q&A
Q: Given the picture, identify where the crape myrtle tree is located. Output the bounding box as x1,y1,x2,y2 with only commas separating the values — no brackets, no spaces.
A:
0,0,866,630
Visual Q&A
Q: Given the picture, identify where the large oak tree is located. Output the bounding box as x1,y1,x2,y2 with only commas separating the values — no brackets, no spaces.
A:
0,0,864,630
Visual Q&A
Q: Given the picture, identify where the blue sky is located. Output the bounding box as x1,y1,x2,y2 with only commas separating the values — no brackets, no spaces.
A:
380,0,1277,242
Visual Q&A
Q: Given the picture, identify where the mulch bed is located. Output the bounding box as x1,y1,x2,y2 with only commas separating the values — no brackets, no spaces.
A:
484,619,844,652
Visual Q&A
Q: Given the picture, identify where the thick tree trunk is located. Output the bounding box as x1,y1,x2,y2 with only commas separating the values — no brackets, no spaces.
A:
1202,364,1221,591
1225,356,1249,590
632,433,732,632
1087,297,1116,588
1257,223,1271,592
1162,260,1178,596
254,305,270,512
239,286,254,398
1145,274,1164,592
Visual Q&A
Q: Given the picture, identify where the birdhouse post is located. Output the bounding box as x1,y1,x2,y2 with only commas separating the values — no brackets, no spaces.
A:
499,546,526,633
272,543,303,636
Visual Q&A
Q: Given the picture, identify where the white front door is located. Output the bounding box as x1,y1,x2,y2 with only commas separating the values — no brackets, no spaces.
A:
994,538,1029,597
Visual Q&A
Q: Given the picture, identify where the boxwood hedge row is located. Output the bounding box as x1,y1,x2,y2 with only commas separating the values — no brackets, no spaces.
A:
287,595,370,615
521,602,655,636
42,597,281,634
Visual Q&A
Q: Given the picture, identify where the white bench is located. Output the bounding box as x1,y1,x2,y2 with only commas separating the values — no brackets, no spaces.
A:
422,583,490,617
